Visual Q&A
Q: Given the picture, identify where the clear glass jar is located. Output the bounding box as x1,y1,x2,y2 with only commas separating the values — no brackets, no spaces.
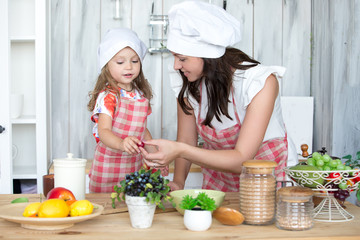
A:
239,160,277,225
276,186,314,231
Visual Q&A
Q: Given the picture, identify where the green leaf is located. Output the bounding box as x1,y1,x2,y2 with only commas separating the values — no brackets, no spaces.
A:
356,151,360,160
158,202,165,210
11,197,29,204
155,194,161,204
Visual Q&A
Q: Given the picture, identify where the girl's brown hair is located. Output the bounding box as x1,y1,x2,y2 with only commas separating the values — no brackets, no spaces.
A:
177,47,260,127
87,64,153,112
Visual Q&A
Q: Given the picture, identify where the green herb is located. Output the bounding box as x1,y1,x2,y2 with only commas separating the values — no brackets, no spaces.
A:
342,151,360,202
343,151,360,168
111,169,174,210
179,192,217,211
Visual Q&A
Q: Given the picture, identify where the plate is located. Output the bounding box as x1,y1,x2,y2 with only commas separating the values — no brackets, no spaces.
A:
0,202,103,230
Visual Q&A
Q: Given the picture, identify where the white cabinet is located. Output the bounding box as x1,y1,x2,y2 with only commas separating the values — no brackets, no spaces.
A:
0,0,48,194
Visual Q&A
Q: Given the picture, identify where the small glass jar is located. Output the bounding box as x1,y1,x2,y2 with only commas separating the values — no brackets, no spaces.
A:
239,160,278,225
276,186,314,231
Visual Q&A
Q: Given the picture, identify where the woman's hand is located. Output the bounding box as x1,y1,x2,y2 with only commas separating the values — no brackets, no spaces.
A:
140,139,182,166
168,181,184,191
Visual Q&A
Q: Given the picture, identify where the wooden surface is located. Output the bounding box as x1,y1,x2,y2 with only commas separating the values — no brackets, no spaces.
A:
0,192,359,239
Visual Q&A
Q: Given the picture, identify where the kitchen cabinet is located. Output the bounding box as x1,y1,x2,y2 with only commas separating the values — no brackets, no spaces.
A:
0,0,49,194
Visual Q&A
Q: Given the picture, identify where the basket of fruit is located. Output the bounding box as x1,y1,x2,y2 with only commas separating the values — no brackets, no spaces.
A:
284,149,360,222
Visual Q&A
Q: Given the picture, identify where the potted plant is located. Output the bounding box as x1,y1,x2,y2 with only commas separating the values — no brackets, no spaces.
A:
180,192,217,231
343,151,360,207
111,169,173,229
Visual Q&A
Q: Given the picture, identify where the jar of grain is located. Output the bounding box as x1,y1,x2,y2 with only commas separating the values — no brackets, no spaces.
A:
239,160,277,225
276,186,314,231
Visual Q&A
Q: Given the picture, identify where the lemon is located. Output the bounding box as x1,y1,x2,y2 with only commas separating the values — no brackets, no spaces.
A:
38,199,70,218
70,200,94,217
23,202,41,217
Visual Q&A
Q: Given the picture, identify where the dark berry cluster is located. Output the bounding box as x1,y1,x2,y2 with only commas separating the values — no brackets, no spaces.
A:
123,170,166,197
111,169,173,210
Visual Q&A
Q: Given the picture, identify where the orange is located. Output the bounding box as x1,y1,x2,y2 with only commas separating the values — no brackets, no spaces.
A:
23,202,41,217
69,200,93,217
37,199,70,218
66,200,77,207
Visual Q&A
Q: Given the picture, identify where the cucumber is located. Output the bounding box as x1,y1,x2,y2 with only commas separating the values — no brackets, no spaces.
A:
11,197,29,203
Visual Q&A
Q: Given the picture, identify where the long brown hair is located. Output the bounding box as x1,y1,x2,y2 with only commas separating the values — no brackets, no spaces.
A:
87,64,153,111
177,47,260,127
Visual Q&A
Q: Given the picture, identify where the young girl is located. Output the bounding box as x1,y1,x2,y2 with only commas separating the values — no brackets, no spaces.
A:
141,1,298,192
87,28,165,193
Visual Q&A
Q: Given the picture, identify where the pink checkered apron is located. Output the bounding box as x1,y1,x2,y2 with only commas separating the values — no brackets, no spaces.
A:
89,97,149,193
197,87,288,192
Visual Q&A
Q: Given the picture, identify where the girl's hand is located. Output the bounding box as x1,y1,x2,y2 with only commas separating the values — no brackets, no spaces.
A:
121,136,142,155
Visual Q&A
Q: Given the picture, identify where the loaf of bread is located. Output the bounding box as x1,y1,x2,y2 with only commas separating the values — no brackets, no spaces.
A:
213,207,245,226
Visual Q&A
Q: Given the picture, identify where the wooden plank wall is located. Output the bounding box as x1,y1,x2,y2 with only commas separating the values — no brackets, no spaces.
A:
311,0,360,157
50,0,359,162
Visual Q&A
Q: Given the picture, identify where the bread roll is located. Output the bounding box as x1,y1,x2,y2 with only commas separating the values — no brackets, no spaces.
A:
213,207,245,225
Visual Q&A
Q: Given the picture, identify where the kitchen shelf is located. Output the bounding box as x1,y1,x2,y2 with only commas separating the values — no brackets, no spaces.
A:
10,36,36,43
11,115,36,124
13,166,37,179
0,0,48,194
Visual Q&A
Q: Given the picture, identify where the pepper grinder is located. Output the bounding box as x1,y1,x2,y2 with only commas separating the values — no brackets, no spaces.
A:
301,144,309,158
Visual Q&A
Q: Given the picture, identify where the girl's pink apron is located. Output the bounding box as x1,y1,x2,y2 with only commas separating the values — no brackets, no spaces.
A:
196,87,288,192
89,96,149,193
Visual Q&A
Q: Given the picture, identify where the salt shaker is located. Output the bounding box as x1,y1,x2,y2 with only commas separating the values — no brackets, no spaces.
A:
276,186,314,231
239,160,278,225
53,153,87,200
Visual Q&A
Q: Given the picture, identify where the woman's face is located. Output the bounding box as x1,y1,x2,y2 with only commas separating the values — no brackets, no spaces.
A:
107,47,141,89
172,53,204,82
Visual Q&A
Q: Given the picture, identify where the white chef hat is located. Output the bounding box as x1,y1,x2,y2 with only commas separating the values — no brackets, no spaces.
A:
167,1,241,58
97,28,147,73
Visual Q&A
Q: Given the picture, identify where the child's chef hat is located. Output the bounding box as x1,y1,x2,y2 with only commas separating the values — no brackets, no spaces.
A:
167,1,241,58
98,28,147,73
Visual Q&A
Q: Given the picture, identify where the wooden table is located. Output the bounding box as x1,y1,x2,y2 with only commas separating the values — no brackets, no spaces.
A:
0,192,359,239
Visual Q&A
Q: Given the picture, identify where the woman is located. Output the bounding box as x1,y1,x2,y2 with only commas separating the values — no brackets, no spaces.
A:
141,1,298,191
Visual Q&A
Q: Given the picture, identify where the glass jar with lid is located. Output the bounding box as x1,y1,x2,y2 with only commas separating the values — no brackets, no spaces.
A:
239,160,278,225
276,186,314,231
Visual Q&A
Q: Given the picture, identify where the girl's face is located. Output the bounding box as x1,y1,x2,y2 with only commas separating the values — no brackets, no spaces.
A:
172,53,204,82
107,47,141,89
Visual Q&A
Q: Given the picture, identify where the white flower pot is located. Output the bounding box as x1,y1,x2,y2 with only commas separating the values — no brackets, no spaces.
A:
125,195,156,229
183,209,212,231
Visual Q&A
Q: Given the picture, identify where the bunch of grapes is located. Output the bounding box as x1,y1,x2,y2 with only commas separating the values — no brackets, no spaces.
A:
307,152,352,171
334,189,350,202
326,181,351,201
